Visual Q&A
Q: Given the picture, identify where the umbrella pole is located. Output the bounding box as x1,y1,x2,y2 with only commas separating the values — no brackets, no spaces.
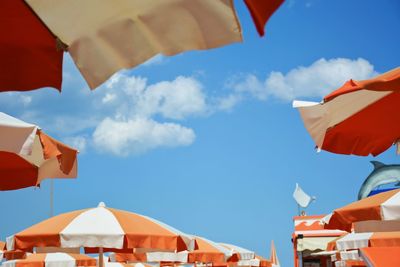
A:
50,179,54,217
99,247,104,267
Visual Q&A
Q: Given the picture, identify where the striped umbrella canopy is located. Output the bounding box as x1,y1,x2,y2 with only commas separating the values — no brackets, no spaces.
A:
0,112,78,191
219,244,271,267
330,250,361,262
334,232,400,251
324,189,400,231
293,67,400,156
360,247,400,267
106,264,151,267
333,260,366,267
7,202,195,253
111,236,236,264
1,253,96,267
111,238,272,267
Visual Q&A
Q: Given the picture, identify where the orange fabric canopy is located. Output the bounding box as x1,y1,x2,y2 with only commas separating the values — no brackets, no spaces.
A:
324,67,400,101
325,189,400,232
360,247,400,267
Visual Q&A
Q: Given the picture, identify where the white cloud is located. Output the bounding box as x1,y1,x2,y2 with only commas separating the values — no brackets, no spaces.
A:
102,93,117,104
98,74,207,120
215,94,243,112
225,58,377,104
92,117,195,156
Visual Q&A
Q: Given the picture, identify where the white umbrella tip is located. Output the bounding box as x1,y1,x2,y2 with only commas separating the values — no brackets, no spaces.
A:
98,202,106,208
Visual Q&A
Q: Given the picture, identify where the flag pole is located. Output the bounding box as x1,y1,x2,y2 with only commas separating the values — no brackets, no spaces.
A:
50,179,54,217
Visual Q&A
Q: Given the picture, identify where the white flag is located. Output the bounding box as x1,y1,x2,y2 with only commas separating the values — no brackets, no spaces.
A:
293,183,314,208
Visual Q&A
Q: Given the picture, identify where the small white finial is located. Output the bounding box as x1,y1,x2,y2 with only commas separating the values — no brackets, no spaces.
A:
98,202,106,208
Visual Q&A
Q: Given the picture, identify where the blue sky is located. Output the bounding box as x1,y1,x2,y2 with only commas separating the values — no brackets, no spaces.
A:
1,0,399,266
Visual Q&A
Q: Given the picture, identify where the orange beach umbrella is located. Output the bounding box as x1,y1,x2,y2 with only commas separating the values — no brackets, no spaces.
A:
1,253,97,267
0,112,78,190
7,202,195,253
324,189,400,231
294,67,400,156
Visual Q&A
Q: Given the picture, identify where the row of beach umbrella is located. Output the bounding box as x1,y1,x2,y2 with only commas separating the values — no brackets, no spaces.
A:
0,202,280,267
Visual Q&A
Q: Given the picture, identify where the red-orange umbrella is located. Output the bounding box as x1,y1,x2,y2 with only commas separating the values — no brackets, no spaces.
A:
294,67,400,156
0,112,78,191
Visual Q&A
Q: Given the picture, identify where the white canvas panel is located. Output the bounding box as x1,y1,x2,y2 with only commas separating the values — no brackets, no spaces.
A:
146,251,188,262
220,243,255,260
296,236,338,252
336,232,373,250
340,250,361,260
60,205,124,248
45,253,75,267
381,191,400,220
0,112,38,155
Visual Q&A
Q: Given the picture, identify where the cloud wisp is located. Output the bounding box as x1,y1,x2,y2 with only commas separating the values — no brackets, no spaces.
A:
224,57,377,104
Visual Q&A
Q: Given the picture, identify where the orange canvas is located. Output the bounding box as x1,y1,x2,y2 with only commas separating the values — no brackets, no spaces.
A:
325,189,399,231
